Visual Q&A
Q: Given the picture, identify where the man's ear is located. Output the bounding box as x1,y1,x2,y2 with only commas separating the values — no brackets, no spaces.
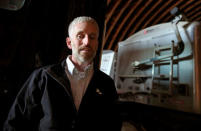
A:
66,37,72,49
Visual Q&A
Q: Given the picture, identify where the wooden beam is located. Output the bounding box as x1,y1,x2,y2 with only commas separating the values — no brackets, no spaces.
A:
106,0,142,50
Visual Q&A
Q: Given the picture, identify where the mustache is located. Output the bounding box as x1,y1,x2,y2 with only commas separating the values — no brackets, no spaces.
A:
79,46,92,50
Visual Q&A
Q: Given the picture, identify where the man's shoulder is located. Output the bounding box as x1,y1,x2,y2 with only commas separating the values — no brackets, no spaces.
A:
96,69,111,77
31,61,63,77
32,64,53,74
36,60,65,72
95,69,114,82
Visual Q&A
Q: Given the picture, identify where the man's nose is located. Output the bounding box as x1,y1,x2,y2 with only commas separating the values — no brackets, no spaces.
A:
83,35,90,46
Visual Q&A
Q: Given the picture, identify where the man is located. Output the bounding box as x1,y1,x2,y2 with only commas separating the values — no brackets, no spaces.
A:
4,16,122,131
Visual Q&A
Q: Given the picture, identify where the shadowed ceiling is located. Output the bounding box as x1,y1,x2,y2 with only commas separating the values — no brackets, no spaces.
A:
104,0,201,51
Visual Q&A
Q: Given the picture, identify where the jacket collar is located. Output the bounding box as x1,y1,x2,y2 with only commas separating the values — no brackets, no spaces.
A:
45,59,100,94
45,60,72,94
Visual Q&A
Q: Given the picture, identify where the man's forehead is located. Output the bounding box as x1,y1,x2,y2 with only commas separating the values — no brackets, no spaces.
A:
74,22,97,29
73,23,98,34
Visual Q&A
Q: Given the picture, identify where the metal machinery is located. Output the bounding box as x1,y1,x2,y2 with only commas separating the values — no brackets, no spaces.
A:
115,9,201,114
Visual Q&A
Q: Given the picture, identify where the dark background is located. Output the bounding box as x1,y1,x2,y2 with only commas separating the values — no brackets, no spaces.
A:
0,0,201,131
0,0,106,129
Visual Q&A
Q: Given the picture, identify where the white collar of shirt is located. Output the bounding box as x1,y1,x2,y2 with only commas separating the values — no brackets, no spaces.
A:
66,56,75,75
66,56,93,80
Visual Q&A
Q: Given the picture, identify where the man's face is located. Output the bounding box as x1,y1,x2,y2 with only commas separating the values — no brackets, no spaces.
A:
67,22,99,64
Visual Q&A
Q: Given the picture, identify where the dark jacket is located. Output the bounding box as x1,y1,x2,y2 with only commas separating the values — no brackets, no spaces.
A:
4,60,122,131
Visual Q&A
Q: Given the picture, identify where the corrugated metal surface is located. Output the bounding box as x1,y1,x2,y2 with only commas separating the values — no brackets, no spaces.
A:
105,0,201,51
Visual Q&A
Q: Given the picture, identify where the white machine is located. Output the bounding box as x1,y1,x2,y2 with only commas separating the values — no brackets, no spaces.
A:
115,13,201,114
100,50,116,79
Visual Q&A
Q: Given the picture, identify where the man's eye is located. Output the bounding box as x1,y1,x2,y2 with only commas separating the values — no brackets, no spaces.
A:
89,34,96,40
77,34,84,39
